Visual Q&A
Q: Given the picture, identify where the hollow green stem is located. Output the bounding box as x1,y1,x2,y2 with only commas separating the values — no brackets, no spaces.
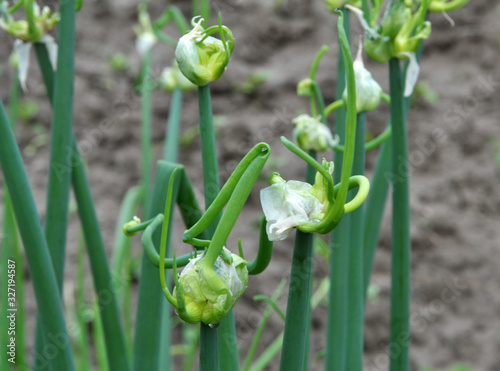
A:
309,45,329,81
362,138,391,293
7,1,23,14
42,0,76,289
331,10,357,221
389,57,411,371
0,98,76,371
164,87,183,162
246,217,274,275
34,45,131,371
153,6,188,46
141,50,153,216
1,74,22,371
429,0,469,12
346,113,366,371
75,233,91,371
133,162,180,371
279,230,314,371
308,46,328,118
23,0,41,40
324,99,344,117
334,124,392,153
142,214,196,268
363,41,423,298
72,151,132,371
32,1,77,367
159,170,180,307
198,84,221,232
198,82,224,369
326,8,350,371
111,186,142,358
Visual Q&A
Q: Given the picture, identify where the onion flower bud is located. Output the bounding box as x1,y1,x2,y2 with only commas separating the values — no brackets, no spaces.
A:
292,114,338,152
175,17,234,87
173,248,248,326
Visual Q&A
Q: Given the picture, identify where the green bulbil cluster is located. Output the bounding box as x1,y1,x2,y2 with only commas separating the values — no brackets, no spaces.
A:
297,78,313,97
175,17,234,87
292,114,338,152
173,248,248,325
347,0,431,64
0,4,59,42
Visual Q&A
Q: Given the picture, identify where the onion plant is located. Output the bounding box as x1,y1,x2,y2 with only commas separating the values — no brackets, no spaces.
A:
0,0,470,370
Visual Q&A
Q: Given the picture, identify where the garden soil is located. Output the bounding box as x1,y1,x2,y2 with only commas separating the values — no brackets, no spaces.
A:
1,0,499,370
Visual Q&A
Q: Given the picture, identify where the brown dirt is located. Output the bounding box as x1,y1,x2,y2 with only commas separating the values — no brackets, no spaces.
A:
1,0,500,370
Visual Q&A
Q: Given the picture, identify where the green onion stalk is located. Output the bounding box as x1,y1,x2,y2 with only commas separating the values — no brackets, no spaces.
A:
325,8,350,371
34,43,131,371
346,112,365,370
173,15,237,369
279,46,329,371
0,101,76,371
388,56,411,371
1,73,25,371
276,11,363,371
363,45,424,298
29,0,77,367
140,49,153,216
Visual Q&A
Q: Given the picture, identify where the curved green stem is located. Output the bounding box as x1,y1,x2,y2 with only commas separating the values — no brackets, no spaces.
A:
342,176,370,214
159,169,180,308
311,81,326,125
141,214,196,268
184,143,272,243
8,1,23,14
308,46,328,117
309,45,329,80
246,217,274,275
334,125,392,153
429,0,469,12
23,0,41,40
280,137,334,203
324,99,344,117
201,143,270,269
331,10,357,222
279,230,314,371
132,161,180,371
